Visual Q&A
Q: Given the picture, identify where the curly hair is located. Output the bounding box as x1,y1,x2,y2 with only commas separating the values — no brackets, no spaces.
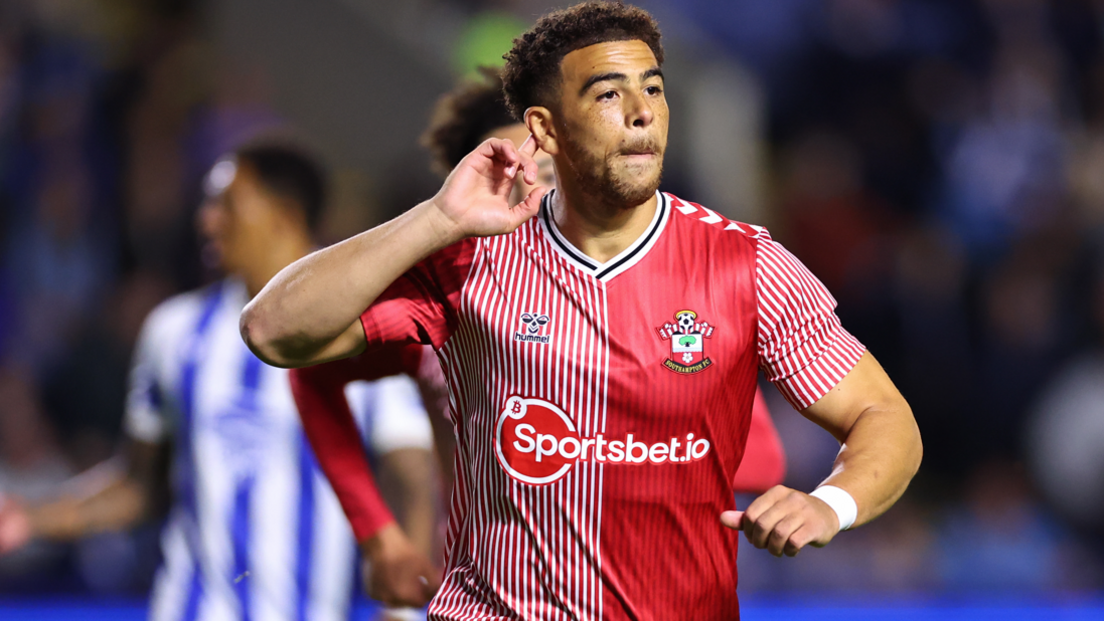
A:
502,1,663,120
420,67,517,178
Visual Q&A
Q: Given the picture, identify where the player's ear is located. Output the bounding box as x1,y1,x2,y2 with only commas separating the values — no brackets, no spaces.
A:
525,107,559,156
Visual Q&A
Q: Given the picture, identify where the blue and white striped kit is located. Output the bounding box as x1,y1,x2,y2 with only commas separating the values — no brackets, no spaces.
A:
125,278,431,621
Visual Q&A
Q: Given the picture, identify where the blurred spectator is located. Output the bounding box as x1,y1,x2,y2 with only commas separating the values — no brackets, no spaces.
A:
776,129,894,295
935,3,1071,260
4,153,113,372
41,270,173,470
774,129,901,364
1027,260,1104,541
1028,354,1104,540
935,460,1101,591
976,235,1073,460
892,223,975,475
122,28,210,284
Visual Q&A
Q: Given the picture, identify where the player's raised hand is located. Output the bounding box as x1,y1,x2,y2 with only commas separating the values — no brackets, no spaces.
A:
429,135,547,239
360,523,441,608
720,485,840,557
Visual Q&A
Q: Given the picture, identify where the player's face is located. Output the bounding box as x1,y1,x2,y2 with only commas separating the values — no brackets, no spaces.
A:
554,39,667,207
485,123,556,204
197,160,286,274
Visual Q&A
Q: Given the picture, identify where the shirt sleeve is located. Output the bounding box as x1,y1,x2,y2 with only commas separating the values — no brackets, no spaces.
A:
123,305,174,443
360,240,474,351
755,231,866,410
290,359,397,542
341,343,426,382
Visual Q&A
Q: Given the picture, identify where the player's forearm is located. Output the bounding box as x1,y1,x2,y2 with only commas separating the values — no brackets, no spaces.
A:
241,200,462,368
379,448,438,557
818,402,922,528
28,478,150,542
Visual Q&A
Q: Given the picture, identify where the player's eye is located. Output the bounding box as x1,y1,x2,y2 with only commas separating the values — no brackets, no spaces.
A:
645,85,662,96
598,90,617,101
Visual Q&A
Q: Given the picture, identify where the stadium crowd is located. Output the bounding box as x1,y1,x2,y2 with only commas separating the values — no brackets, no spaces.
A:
0,0,1102,601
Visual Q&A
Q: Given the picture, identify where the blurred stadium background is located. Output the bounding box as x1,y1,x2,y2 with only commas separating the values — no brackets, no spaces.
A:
1,0,1103,618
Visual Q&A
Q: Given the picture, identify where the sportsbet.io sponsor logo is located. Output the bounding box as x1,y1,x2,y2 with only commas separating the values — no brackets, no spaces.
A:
494,396,712,486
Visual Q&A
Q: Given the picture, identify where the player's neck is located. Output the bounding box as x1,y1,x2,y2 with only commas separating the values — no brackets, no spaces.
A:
549,187,658,265
242,233,314,298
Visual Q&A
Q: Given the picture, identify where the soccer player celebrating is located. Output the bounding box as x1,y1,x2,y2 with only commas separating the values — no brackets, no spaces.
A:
418,67,785,494
242,3,922,619
0,142,439,621
291,67,787,610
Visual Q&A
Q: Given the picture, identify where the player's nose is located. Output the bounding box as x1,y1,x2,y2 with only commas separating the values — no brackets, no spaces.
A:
625,91,653,129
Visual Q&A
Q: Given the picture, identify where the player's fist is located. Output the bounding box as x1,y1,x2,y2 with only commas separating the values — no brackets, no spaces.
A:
720,485,840,557
0,495,33,555
428,136,547,240
360,523,440,608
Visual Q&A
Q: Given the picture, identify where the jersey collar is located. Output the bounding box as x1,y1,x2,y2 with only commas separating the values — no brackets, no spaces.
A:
538,189,669,282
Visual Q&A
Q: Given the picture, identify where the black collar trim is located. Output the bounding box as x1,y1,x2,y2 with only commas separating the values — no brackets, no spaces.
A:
539,190,668,281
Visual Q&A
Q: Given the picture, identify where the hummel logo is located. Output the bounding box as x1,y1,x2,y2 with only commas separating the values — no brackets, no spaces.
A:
520,313,550,334
514,313,551,344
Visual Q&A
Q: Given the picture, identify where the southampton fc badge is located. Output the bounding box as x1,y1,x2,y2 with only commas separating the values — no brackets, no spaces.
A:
656,310,715,374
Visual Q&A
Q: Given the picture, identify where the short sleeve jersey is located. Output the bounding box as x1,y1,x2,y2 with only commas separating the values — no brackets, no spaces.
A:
125,280,365,621
360,192,865,621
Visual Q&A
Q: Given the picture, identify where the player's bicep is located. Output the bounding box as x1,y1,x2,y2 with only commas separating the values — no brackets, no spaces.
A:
799,352,904,442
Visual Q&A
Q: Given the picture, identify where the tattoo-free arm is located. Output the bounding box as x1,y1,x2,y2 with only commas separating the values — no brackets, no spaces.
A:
799,352,922,526
241,138,546,368
3,439,171,548
723,353,921,556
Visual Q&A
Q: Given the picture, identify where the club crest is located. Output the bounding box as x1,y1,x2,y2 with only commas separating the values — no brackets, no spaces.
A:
656,310,715,374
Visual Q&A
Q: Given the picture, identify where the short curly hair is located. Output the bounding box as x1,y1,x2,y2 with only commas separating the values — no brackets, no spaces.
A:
420,67,516,178
502,1,664,120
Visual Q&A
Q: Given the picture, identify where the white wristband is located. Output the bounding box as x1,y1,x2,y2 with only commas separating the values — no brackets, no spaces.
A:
810,485,858,531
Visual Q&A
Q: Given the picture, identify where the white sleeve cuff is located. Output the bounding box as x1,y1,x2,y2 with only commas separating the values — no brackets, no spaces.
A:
810,485,858,531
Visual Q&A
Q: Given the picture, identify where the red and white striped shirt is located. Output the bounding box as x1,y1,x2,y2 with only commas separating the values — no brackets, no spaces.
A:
360,191,864,620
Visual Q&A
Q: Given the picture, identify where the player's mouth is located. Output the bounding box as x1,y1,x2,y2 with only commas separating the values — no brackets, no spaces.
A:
619,149,658,164
619,138,662,163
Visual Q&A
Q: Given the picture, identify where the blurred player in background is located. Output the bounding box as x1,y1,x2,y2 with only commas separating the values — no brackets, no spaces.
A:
0,141,438,621
290,67,787,611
